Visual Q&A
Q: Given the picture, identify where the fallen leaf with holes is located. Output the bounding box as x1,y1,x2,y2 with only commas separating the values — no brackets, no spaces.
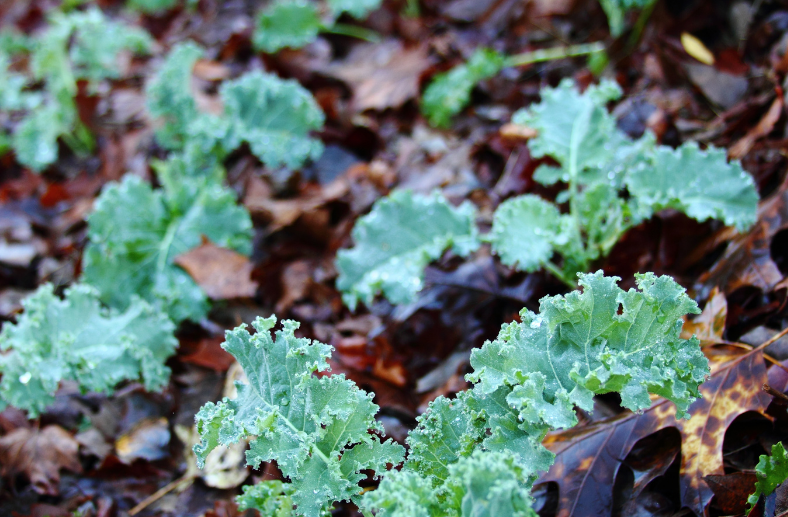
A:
538,348,770,517
0,425,82,495
175,240,257,300
682,287,727,344
699,177,788,295
322,40,431,112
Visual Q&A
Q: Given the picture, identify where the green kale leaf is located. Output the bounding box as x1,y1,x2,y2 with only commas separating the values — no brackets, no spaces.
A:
194,316,405,516
491,78,758,284
253,0,323,53
145,41,203,150
747,442,788,515
82,172,252,323
327,0,381,18
0,283,177,417
421,48,505,128
598,0,657,36
335,190,480,310
219,70,325,169
365,272,707,516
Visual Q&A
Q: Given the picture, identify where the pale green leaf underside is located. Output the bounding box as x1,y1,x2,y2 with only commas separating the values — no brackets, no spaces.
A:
335,189,480,310
194,316,405,517
83,173,252,323
0,284,176,417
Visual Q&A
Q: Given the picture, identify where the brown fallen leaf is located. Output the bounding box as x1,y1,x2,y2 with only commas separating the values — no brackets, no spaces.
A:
321,40,431,112
175,240,257,300
0,425,82,495
539,348,770,517
729,95,784,159
705,471,758,514
698,176,788,295
115,417,171,464
276,260,313,313
682,287,727,344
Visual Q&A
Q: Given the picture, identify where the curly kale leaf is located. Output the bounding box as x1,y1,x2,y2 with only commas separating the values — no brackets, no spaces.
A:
421,48,505,127
146,42,203,150
83,172,252,323
365,272,707,516
0,284,176,417
194,316,404,517
335,190,480,310
493,78,758,280
219,70,325,169
253,0,322,53
627,141,759,231
747,442,788,515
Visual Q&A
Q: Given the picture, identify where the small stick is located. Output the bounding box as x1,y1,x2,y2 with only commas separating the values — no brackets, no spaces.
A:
763,384,788,404
128,473,197,516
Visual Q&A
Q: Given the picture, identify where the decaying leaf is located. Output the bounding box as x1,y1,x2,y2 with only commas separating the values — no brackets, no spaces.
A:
0,425,82,495
539,348,770,516
682,287,727,344
175,240,258,300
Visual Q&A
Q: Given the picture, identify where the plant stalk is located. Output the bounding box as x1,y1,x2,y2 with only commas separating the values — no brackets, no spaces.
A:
503,42,605,68
324,23,381,43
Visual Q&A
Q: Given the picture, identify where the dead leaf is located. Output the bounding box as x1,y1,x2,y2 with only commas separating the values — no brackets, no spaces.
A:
499,122,538,141
539,348,770,516
276,260,313,313
244,175,348,231
180,335,235,372
685,62,749,109
682,287,728,344
699,177,788,295
174,424,248,490
705,472,758,513
322,40,431,112
0,425,82,495
175,240,257,300
682,32,715,65
115,417,171,464
729,95,784,159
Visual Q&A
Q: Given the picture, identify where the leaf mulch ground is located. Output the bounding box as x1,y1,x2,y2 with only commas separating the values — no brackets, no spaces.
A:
3,0,788,516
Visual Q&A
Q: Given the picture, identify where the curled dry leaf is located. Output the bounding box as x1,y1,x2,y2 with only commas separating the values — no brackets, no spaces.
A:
539,348,770,517
175,240,258,300
682,287,727,345
115,417,171,464
0,425,82,495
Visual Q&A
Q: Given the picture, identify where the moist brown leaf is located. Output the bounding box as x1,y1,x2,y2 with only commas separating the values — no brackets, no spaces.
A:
729,95,784,159
0,425,82,495
175,240,257,300
115,417,171,464
539,349,770,517
321,40,431,112
698,177,788,294
682,286,727,344
705,471,758,513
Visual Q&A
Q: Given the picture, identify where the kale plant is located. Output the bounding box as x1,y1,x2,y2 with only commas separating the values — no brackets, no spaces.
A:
146,42,325,170
82,169,253,324
253,0,381,54
0,7,151,171
338,78,759,307
747,442,788,514
0,284,177,417
194,272,708,516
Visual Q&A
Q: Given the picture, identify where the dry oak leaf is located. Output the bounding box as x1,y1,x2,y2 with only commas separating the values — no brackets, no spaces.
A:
321,39,431,112
699,176,788,295
0,425,82,495
538,348,770,517
682,286,727,345
175,239,257,300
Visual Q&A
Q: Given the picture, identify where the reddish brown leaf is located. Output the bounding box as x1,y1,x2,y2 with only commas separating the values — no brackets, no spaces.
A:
705,471,758,513
699,178,788,295
276,260,313,313
175,240,257,300
729,95,784,159
0,425,82,495
180,335,235,372
539,349,770,517
321,40,431,112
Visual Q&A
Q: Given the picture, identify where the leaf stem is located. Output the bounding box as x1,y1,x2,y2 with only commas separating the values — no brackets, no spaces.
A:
544,261,576,289
324,23,381,43
503,42,605,68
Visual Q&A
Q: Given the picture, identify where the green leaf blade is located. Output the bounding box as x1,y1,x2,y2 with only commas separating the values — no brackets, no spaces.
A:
335,190,480,309
253,0,322,53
